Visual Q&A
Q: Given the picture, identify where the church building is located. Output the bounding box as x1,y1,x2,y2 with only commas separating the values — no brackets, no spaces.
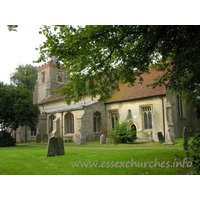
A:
15,60,200,144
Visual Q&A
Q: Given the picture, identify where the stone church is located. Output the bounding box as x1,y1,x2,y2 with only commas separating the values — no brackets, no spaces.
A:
15,60,200,144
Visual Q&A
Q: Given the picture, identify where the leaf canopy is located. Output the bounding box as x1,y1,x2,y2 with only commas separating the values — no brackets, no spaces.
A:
36,25,200,106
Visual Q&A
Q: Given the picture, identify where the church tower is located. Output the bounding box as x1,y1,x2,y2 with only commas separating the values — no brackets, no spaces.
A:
33,58,67,104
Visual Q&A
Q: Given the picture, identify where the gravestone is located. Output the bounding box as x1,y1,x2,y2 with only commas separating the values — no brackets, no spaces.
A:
43,134,48,142
183,127,188,150
46,136,65,157
157,132,165,143
57,137,65,155
47,137,57,157
76,133,86,145
36,133,41,143
100,134,106,144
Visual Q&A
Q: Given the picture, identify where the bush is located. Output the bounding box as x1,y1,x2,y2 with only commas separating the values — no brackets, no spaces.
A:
114,116,137,143
185,132,200,175
0,131,15,147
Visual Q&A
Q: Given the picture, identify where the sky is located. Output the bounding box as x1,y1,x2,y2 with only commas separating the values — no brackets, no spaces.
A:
0,25,47,84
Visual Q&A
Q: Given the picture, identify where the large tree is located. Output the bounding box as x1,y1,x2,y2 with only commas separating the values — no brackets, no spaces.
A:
36,25,200,107
0,82,40,134
10,64,38,91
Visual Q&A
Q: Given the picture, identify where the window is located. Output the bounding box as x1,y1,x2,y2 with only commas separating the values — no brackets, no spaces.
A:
49,114,56,133
142,107,152,129
57,72,63,82
42,72,45,83
31,128,36,136
111,111,118,130
93,112,101,132
177,95,183,117
65,113,74,134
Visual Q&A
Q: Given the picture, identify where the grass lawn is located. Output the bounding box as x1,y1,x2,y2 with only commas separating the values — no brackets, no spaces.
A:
21,137,192,149
0,145,192,175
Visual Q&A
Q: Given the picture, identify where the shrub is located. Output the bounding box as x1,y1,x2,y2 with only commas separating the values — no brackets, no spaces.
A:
113,116,137,143
0,131,15,147
185,132,200,175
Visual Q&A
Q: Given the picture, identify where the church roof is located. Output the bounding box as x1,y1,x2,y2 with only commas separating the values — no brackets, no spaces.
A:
39,85,66,104
39,68,167,105
105,68,167,104
40,100,98,114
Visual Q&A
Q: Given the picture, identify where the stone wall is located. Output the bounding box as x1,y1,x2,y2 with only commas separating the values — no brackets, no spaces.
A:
81,101,106,142
105,97,166,141
33,82,38,104
38,112,47,138
166,90,200,138
10,125,37,143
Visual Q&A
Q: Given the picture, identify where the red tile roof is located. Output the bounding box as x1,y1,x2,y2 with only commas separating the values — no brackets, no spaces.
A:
105,68,167,103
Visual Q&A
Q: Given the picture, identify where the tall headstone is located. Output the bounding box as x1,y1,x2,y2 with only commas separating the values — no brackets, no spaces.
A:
36,133,41,143
100,134,106,144
46,136,65,157
157,132,165,143
183,127,188,150
57,137,65,156
47,136,57,157
43,134,48,142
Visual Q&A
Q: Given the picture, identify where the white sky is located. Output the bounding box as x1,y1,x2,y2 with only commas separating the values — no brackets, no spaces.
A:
0,25,47,84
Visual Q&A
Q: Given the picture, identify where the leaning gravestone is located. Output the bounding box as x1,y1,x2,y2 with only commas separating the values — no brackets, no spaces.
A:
46,136,65,157
100,134,106,144
57,137,65,155
43,134,48,142
36,133,41,143
157,132,165,143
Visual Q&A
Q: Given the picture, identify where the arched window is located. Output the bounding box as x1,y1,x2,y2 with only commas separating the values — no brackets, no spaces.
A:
142,107,152,129
93,112,101,132
65,113,74,134
111,111,118,130
49,114,56,133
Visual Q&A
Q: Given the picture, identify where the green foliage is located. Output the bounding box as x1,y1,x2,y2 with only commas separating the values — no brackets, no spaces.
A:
0,82,40,132
0,131,15,147
112,116,136,143
10,64,38,91
36,25,200,107
7,25,18,32
185,132,200,175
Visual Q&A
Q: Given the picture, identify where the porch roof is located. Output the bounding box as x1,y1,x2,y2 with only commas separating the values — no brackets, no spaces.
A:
40,100,98,114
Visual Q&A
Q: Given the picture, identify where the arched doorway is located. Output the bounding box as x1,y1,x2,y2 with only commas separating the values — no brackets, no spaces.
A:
130,124,137,141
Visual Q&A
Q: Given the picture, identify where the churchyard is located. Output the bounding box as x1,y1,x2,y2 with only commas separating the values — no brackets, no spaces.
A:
0,137,193,175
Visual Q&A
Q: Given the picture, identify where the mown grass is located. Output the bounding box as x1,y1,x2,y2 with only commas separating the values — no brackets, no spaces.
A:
0,145,192,175
22,137,193,149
